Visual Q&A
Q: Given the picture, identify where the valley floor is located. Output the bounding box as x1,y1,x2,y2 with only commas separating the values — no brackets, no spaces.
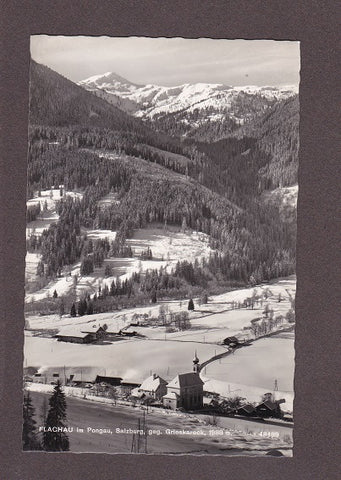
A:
25,276,296,413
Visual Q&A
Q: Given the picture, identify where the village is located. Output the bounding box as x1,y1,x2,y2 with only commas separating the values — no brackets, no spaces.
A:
24,273,295,456
25,333,294,455
25,352,292,421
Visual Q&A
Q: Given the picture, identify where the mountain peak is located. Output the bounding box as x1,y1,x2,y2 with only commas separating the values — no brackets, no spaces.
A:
79,71,138,88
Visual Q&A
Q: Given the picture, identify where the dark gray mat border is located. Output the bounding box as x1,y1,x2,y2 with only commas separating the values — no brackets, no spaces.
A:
0,1,340,479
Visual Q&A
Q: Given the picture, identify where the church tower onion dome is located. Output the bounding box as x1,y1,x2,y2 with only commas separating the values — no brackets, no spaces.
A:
193,351,200,373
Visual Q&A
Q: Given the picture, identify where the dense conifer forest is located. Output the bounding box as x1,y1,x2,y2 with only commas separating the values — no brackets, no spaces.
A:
26,60,298,312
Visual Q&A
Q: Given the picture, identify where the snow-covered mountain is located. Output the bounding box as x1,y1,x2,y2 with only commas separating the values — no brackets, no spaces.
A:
78,72,298,138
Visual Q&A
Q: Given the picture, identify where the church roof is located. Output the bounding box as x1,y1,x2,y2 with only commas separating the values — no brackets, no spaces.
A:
167,372,204,388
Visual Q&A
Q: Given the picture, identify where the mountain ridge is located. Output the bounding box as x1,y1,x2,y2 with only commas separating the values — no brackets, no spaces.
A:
78,71,298,135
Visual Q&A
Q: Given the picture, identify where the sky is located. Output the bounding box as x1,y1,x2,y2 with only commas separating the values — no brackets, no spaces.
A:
30,36,300,87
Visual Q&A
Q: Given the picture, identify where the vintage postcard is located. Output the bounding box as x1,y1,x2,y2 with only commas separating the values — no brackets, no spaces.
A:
23,36,299,456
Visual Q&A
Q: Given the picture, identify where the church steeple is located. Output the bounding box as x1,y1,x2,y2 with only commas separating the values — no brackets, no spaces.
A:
193,351,200,374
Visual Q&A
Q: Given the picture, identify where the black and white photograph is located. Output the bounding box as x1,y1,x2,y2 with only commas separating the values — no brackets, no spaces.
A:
23,36,299,456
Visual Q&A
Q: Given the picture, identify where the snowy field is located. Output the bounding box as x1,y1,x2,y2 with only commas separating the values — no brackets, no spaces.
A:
25,276,296,409
126,226,212,262
25,226,213,302
26,210,59,239
24,335,226,383
204,333,295,392
202,332,295,412
25,276,295,333
25,252,42,284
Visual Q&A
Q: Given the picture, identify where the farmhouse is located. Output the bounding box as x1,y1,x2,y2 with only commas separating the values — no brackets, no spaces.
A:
236,404,256,416
55,324,106,343
163,354,204,410
131,373,167,400
55,328,94,344
31,367,98,385
256,399,285,418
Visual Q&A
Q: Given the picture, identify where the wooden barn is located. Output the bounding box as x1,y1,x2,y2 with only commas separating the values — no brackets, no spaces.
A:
55,328,94,344
81,325,107,339
55,324,106,344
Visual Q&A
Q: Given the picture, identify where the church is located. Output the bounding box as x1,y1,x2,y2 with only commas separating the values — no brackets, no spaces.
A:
162,353,204,410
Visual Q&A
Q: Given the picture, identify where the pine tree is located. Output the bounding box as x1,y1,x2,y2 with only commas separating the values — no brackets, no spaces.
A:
59,300,65,317
53,289,58,298
151,289,157,304
104,264,112,277
86,300,94,315
77,298,87,316
36,260,45,277
188,298,195,311
23,391,41,450
42,381,70,451
40,395,48,425
70,303,76,317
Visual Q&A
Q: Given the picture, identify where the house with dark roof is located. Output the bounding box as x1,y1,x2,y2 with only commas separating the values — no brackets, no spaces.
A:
95,375,122,386
256,400,284,418
236,404,256,416
162,354,204,410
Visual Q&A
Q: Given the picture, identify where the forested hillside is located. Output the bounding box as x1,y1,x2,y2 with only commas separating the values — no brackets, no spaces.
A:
26,60,298,310
233,95,299,189
144,90,279,141
29,61,192,160
27,144,295,286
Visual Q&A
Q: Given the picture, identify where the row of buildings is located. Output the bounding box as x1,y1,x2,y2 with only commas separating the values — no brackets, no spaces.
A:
132,354,204,410
27,354,205,411
26,358,289,419
54,324,137,343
